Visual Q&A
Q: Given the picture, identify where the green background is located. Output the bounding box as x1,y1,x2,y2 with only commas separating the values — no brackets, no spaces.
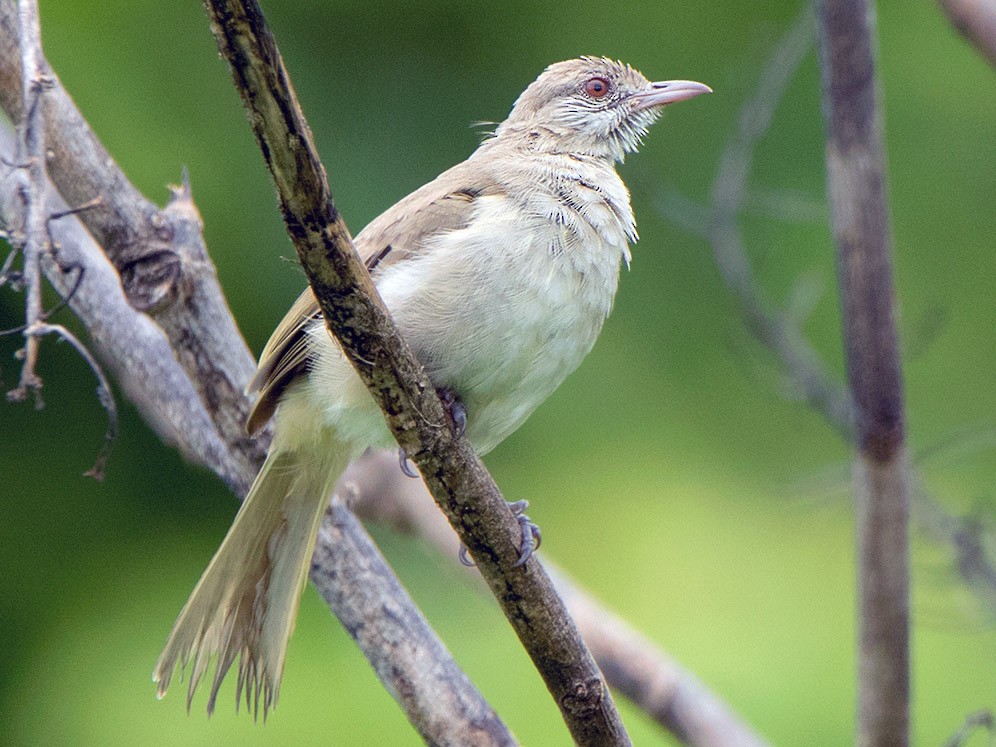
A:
2,0,994,744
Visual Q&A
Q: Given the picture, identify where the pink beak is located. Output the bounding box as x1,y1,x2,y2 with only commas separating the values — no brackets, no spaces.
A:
630,80,713,110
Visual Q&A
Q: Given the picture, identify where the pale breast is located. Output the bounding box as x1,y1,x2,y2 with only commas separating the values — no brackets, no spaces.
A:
305,155,636,456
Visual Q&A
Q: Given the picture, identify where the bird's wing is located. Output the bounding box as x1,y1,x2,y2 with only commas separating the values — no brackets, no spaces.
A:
245,161,505,434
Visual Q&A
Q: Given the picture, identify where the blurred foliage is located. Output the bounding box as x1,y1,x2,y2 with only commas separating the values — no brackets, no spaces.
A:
2,0,994,745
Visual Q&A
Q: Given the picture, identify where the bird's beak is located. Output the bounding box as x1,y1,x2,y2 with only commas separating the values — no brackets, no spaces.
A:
630,80,712,110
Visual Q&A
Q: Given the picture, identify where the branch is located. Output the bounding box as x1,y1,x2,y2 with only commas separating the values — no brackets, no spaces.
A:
0,124,248,492
344,449,772,747
0,136,518,741
201,1,630,743
692,4,996,617
312,497,517,746
707,4,855,442
0,6,264,486
6,0,45,405
937,0,996,67
816,0,911,743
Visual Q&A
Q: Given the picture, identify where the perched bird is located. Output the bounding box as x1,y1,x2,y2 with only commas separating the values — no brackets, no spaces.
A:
153,57,710,717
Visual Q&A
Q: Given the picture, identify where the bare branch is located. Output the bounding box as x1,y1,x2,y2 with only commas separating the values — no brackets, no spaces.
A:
690,2,996,618
937,0,996,67
816,0,911,742
0,124,248,490
0,11,516,741
28,321,117,479
6,0,46,406
201,1,630,743
0,121,517,743
312,496,518,747
942,709,994,747
0,6,264,483
707,4,855,442
342,449,771,747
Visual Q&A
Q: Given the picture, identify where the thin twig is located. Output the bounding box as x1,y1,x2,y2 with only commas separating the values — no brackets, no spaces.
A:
0,5,265,484
690,4,996,616
816,0,911,743
8,0,45,407
28,321,117,479
707,3,855,441
942,710,994,747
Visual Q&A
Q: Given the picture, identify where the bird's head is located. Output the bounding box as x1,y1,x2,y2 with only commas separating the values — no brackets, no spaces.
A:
494,57,711,162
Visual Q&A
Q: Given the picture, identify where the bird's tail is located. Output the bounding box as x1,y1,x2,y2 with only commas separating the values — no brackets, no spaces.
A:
152,442,347,719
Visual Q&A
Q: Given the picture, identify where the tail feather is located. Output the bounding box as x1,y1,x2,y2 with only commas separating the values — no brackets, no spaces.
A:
153,446,343,718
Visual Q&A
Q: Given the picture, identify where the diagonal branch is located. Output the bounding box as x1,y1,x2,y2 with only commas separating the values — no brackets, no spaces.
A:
201,1,630,743
0,118,517,741
0,7,514,742
937,0,996,67
343,448,772,747
707,3,855,442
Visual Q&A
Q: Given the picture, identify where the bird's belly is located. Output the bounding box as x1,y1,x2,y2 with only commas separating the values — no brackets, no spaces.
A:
301,203,625,457
384,223,624,454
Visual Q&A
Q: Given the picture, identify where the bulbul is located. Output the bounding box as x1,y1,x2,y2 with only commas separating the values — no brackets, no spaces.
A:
153,57,710,717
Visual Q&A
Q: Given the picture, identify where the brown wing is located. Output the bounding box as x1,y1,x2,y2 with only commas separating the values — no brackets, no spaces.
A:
245,162,504,434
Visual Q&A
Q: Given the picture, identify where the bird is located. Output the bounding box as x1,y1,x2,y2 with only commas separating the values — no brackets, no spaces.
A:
152,56,710,718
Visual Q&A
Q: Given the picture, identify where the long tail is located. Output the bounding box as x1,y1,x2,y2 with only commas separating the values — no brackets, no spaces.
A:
153,443,347,719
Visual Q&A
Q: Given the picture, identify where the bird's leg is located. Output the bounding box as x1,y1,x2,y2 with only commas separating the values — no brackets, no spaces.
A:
458,499,542,568
437,387,468,439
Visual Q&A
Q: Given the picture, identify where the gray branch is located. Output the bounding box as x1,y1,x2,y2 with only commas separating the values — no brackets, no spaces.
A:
343,449,771,747
0,5,263,489
816,0,912,743
937,0,996,67
0,4,513,742
682,4,996,617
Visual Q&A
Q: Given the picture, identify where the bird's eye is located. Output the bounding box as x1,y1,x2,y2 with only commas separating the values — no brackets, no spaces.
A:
583,77,611,99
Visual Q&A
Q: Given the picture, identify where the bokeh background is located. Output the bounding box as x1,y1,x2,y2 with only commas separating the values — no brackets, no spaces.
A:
2,0,994,744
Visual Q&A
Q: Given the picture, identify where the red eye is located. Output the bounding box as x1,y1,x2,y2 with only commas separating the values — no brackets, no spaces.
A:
584,77,610,99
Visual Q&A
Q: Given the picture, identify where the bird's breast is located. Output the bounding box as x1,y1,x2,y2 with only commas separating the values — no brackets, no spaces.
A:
379,182,632,453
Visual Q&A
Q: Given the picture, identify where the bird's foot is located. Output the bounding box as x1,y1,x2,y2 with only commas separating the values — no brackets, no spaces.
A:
399,388,466,477
437,387,467,439
398,447,419,478
458,499,542,568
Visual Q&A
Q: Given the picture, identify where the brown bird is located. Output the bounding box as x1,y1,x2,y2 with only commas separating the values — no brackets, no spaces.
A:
153,56,710,717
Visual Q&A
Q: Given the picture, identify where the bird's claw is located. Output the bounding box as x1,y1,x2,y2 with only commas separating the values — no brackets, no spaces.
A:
437,388,468,439
457,499,541,569
398,447,419,478
509,500,541,568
